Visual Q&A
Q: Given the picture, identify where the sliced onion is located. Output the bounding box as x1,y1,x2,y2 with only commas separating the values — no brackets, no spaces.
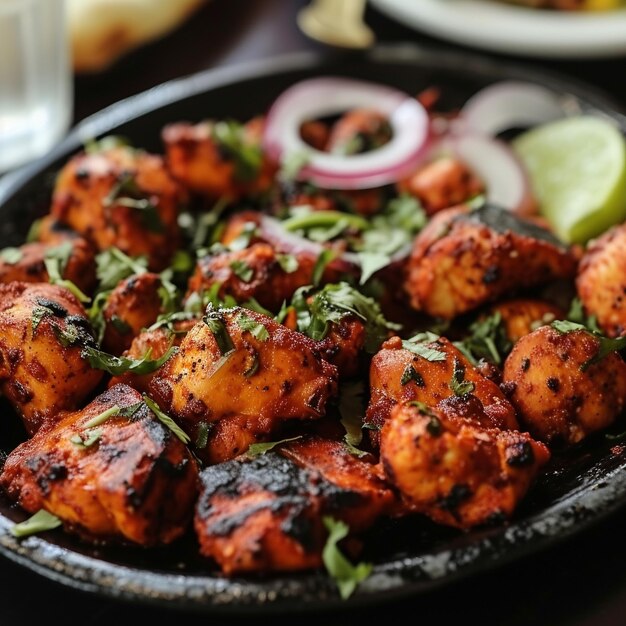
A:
258,215,361,275
459,81,566,137
435,133,537,216
263,77,431,190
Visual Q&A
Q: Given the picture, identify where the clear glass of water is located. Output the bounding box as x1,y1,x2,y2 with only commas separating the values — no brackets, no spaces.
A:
0,0,72,173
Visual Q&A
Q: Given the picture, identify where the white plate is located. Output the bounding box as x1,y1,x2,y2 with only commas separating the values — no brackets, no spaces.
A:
370,0,626,58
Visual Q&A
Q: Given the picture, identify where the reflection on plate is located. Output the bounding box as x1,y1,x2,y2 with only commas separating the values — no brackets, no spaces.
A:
1,45,626,613
370,0,626,58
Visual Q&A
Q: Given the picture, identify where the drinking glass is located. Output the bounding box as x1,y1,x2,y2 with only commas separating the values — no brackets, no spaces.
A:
0,0,72,173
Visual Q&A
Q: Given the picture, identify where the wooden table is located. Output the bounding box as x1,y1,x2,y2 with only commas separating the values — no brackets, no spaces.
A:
2,1,626,624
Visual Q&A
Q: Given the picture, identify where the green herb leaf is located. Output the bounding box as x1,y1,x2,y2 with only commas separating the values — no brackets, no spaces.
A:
551,319,587,334
195,421,211,449
229,259,254,283
203,308,235,355
245,436,302,458
211,120,263,182
338,380,367,455
401,333,447,362
282,210,370,234
322,516,372,600
299,282,400,353
143,394,190,444
449,358,475,397
83,135,130,154
70,427,103,449
236,312,270,342
104,173,164,233
31,304,54,335
277,253,299,274
0,247,23,265
95,248,148,291
582,335,626,372
453,312,512,366
82,345,178,375
401,364,424,387
567,297,601,334
312,249,336,287
10,510,62,538
43,242,91,303
356,252,390,285
148,310,198,333
82,404,123,429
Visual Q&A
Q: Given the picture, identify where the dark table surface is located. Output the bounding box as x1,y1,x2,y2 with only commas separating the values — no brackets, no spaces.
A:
2,1,626,624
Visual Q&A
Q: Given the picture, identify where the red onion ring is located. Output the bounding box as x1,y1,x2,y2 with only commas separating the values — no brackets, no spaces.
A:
458,81,566,137
263,77,431,190
433,133,537,216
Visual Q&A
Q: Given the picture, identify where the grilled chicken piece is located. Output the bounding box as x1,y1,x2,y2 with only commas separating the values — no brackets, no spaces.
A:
380,402,550,529
502,324,626,445
33,215,82,245
149,307,338,464
100,272,165,355
0,384,198,545
406,203,577,319
0,282,103,435
366,335,518,445
0,238,96,293
576,223,626,337
162,117,276,200
109,316,197,393
487,298,565,343
49,145,185,271
397,157,485,216
194,436,395,575
186,243,321,313
326,108,392,155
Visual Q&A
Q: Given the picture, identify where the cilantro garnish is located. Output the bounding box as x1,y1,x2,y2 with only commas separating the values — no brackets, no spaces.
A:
550,319,626,371
453,312,512,365
236,312,270,341
293,282,400,353
10,510,62,538
211,120,263,182
43,242,90,303
449,358,475,397
401,333,447,362
322,516,372,600
229,259,254,283
203,308,235,355
245,436,303,458
143,395,190,444
104,173,164,233
81,345,178,375
0,247,23,265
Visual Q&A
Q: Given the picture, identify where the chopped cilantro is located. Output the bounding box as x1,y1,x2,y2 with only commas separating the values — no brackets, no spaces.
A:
82,345,178,375
449,359,475,397
236,311,270,341
230,259,254,283
143,394,190,444
10,510,62,538
246,436,302,458
322,516,372,600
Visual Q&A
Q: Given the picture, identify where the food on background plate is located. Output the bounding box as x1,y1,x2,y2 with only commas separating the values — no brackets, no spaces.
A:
1,75,626,599
498,0,623,9
68,0,206,73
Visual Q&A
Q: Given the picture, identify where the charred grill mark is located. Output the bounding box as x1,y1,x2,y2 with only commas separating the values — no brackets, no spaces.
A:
34,298,68,318
505,441,535,467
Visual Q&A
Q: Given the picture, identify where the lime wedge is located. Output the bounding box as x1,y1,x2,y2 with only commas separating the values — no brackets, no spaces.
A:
513,116,626,244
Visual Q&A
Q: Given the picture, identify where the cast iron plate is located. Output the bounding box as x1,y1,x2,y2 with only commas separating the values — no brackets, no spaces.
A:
1,43,626,614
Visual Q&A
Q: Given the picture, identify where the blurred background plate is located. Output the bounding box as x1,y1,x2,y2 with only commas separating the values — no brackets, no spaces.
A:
369,0,626,59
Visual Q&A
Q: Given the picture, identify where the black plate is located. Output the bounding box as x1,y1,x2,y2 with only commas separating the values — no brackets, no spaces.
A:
1,44,626,615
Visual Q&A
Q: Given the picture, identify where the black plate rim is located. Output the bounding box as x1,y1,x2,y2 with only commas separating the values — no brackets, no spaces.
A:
2,42,626,614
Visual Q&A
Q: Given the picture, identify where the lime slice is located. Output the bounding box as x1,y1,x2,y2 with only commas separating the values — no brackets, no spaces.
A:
513,116,626,244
